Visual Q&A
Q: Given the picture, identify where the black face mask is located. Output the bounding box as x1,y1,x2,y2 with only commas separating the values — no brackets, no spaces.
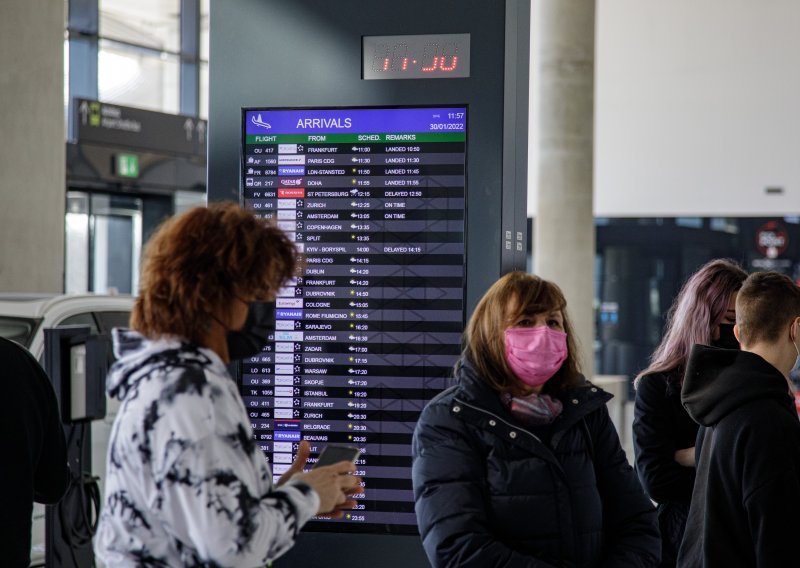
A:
711,323,740,350
227,301,276,361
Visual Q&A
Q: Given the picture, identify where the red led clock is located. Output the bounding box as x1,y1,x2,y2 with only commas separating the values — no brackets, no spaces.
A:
362,34,471,80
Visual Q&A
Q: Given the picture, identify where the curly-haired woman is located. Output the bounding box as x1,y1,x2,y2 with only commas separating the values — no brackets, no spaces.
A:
95,203,361,566
633,259,747,567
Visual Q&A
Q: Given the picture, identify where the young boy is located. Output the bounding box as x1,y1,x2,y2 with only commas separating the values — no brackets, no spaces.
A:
678,271,800,566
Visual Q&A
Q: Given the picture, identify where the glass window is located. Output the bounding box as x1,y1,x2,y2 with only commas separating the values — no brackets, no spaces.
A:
65,193,90,294
0,317,40,347
59,312,100,335
200,0,210,62
64,39,70,128
199,61,208,119
91,194,143,295
99,0,180,53
675,217,703,229
98,39,180,114
594,215,800,396
710,217,739,234
96,311,132,332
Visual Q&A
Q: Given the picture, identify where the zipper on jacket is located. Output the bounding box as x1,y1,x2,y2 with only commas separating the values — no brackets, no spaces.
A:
452,396,571,509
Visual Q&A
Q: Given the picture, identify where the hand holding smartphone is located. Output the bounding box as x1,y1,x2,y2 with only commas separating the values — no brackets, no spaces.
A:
298,445,363,516
312,445,361,469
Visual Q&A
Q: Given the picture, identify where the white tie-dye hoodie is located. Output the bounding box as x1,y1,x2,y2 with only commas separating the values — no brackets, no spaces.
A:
95,329,319,567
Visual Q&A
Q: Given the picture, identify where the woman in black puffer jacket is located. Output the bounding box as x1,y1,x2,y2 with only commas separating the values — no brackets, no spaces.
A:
412,272,660,568
632,258,746,567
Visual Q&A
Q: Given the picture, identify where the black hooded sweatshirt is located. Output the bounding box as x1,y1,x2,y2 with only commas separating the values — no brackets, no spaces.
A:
677,344,800,568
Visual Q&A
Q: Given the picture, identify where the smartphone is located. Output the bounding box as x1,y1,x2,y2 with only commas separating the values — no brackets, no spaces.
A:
312,445,361,469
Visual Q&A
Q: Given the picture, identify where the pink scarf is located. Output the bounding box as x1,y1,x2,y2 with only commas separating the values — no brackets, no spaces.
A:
501,391,563,426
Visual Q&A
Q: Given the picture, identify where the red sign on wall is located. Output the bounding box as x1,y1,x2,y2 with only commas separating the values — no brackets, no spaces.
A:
756,221,789,259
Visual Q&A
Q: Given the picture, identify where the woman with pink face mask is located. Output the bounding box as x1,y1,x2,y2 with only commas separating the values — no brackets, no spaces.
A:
412,272,660,568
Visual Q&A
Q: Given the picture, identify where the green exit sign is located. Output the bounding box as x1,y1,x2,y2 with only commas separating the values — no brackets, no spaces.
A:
114,154,139,178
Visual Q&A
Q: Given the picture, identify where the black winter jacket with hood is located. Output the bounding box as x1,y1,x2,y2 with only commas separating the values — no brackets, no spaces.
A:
633,370,699,567
412,360,660,568
678,345,800,567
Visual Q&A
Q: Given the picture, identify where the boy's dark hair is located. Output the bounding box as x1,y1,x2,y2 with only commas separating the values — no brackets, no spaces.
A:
736,271,800,345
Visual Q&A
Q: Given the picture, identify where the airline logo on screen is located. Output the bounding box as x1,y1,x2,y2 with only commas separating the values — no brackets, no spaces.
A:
251,114,272,129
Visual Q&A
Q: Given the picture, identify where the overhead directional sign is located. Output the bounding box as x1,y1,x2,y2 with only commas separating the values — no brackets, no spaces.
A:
73,98,207,157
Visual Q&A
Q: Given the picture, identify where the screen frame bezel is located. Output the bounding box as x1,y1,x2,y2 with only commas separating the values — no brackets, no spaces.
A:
238,103,470,535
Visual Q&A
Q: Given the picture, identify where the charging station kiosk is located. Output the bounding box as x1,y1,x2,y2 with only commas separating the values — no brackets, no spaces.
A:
44,326,108,567
208,1,530,565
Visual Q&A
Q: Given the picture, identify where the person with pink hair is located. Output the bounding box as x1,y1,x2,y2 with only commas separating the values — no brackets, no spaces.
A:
633,259,747,567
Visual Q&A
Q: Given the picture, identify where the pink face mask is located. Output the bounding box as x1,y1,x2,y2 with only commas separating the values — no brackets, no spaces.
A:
505,326,568,387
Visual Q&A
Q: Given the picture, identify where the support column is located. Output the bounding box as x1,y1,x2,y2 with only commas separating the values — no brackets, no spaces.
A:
0,0,65,292
535,0,596,375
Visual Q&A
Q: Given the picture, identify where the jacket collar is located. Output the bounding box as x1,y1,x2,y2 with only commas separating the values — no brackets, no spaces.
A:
452,358,612,452
455,359,611,419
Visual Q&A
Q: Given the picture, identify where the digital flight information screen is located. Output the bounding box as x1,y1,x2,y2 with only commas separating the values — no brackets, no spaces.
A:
240,106,467,534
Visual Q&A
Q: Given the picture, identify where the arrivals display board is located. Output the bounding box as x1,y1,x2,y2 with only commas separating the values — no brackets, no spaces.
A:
240,106,467,534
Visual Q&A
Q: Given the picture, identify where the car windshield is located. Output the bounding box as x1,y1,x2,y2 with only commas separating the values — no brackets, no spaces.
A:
0,316,40,347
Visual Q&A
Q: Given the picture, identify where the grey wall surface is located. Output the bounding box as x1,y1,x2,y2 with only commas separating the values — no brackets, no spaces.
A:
595,0,800,217
0,0,66,292
208,1,527,565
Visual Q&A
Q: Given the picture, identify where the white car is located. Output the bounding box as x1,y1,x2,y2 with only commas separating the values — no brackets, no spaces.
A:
0,293,134,565
0,293,133,359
